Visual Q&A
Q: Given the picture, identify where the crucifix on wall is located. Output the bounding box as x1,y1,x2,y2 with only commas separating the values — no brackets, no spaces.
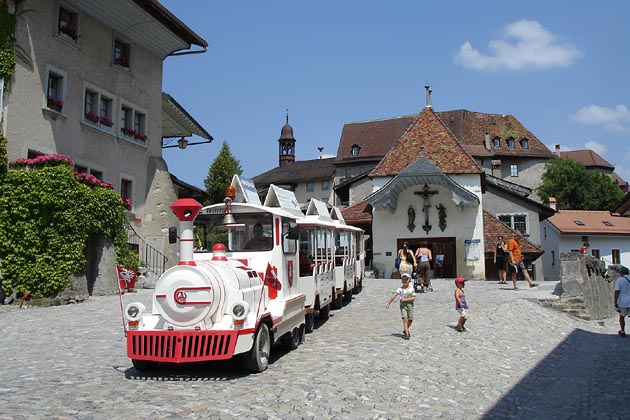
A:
414,184,438,234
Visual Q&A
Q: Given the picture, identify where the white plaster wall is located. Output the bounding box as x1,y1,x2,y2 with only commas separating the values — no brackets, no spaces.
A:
371,174,485,279
540,220,630,281
6,0,167,240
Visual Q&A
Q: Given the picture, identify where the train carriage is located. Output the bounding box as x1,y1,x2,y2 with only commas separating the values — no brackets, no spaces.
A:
121,176,364,373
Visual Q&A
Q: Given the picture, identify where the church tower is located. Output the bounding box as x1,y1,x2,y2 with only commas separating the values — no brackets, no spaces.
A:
278,112,296,167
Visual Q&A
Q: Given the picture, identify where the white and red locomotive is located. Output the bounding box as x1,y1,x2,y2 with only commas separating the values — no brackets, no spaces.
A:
122,177,364,373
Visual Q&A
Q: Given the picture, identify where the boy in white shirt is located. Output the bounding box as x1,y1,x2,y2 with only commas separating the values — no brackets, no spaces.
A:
386,273,416,340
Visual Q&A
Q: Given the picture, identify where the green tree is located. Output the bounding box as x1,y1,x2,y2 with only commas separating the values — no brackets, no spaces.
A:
204,140,242,205
537,157,624,210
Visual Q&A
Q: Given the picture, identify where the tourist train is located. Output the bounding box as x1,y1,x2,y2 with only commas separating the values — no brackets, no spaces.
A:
122,176,365,373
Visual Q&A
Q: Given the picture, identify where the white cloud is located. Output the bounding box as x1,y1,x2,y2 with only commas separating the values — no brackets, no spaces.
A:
454,20,582,71
572,104,630,132
583,141,607,156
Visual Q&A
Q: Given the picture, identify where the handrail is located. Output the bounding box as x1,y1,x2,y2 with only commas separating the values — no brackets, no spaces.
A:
123,218,168,276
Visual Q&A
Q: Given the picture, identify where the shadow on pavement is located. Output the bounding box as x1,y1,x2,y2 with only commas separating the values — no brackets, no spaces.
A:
482,328,630,419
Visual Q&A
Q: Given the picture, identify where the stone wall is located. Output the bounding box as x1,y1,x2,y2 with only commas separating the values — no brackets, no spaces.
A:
556,252,617,320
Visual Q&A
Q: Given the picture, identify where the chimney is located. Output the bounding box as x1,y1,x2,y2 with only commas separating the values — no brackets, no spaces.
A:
424,84,432,108
549,197,557,211
484,132,491,151
554,144,561,157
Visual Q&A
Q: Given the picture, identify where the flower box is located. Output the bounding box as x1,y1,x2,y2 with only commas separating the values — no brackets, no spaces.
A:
114,56,130,67
85,112,99,123
122,127,136,137
47,96,63,112
99,115,113,127
134,132,148,142
59,24,78,41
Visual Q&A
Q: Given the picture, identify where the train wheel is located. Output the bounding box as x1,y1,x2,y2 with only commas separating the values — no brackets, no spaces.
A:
283,327,301,350
132,359,158,371
305,313,315,333
318,303,331,320
343,289,353,302
244,323,270,373
331,292,343,310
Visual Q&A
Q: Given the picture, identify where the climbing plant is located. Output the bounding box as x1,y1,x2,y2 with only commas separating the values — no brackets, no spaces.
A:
0,154,137,298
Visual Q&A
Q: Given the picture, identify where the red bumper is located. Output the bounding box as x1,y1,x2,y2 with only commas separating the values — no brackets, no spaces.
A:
127,330,238,363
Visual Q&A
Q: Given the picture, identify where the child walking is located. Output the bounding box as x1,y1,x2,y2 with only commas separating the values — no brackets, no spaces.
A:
454,277,468,332
386,272,416,340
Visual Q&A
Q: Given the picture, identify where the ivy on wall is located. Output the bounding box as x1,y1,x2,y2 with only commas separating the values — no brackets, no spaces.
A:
0,155,138,298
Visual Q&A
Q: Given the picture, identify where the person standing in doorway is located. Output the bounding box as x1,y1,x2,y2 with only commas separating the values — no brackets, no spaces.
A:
613,273,630,337
415,241,432,292
397,242,416,275
494,236,508,284
507,235,538,290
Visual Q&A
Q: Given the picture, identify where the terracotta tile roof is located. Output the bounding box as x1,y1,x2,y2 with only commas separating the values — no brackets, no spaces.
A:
560,149,614,171
253,157,335,186
545,210,630,234
483,211,544,255
335,115,416,163
438,110,554,159
370,108,481,176
611,172,629,192
340,200,372,224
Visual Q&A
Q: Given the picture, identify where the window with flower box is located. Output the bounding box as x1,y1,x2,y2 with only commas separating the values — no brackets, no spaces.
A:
45,65,67,113
82,83,115,132
113,39,130,69
75,164,104,181
120,178,134,210
119,101,148,143
57,7,79,43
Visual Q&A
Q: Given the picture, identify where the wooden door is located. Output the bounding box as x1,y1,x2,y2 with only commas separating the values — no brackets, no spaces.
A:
398,237,456,278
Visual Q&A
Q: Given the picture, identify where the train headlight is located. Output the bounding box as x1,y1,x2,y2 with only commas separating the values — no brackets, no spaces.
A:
230,301,249,329
125,302,145,330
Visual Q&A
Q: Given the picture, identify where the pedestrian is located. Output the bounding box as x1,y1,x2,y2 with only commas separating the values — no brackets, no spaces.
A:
415,241,432,292
386,272,416,340
579,242,590,255
507,235,538,290
397,242,416,275
494,236,508,284
454,277,468,332
613,273,630,337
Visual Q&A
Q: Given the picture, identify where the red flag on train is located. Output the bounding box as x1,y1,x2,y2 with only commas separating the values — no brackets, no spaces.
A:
263,262,281,290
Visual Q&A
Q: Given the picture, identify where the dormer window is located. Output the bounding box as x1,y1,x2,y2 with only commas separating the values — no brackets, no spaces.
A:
506,138,515,149
493,137,500,148
351,144,361,156
574,220,585,226
520,138,529,149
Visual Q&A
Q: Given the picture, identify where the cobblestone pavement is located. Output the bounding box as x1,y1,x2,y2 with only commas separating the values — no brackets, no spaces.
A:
1,277,628,420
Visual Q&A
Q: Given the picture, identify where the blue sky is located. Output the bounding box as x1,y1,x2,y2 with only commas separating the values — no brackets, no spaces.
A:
160,0,630,189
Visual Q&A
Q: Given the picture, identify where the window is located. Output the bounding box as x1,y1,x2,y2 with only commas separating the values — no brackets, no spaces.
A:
520,138,529,149
75,163,104,181
120,178,133,209
592,249,600,258
510,164,518,177
282,218,297,254
306,182,314,192
119,100,148,143
113,39,130,68
45,65,67,113
58,7,78,42
351,144,361,156
507,138,515,149
612,249,620,264
492,137,500,148
603,221,614,226
322,180,330,190
344,168,352,178
83,83,115,131
551,250,555,266
574,220,585,226
498,213,529,234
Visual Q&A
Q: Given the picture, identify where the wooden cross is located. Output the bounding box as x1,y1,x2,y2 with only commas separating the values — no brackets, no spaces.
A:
414,184,439,234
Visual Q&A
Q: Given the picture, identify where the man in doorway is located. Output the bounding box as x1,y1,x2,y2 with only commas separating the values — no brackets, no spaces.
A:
507,235,538,290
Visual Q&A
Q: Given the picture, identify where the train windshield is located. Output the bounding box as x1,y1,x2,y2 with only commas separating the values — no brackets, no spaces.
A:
195,212,273,252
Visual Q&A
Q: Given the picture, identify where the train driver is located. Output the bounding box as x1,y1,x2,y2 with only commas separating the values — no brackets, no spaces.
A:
244,223,272,250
